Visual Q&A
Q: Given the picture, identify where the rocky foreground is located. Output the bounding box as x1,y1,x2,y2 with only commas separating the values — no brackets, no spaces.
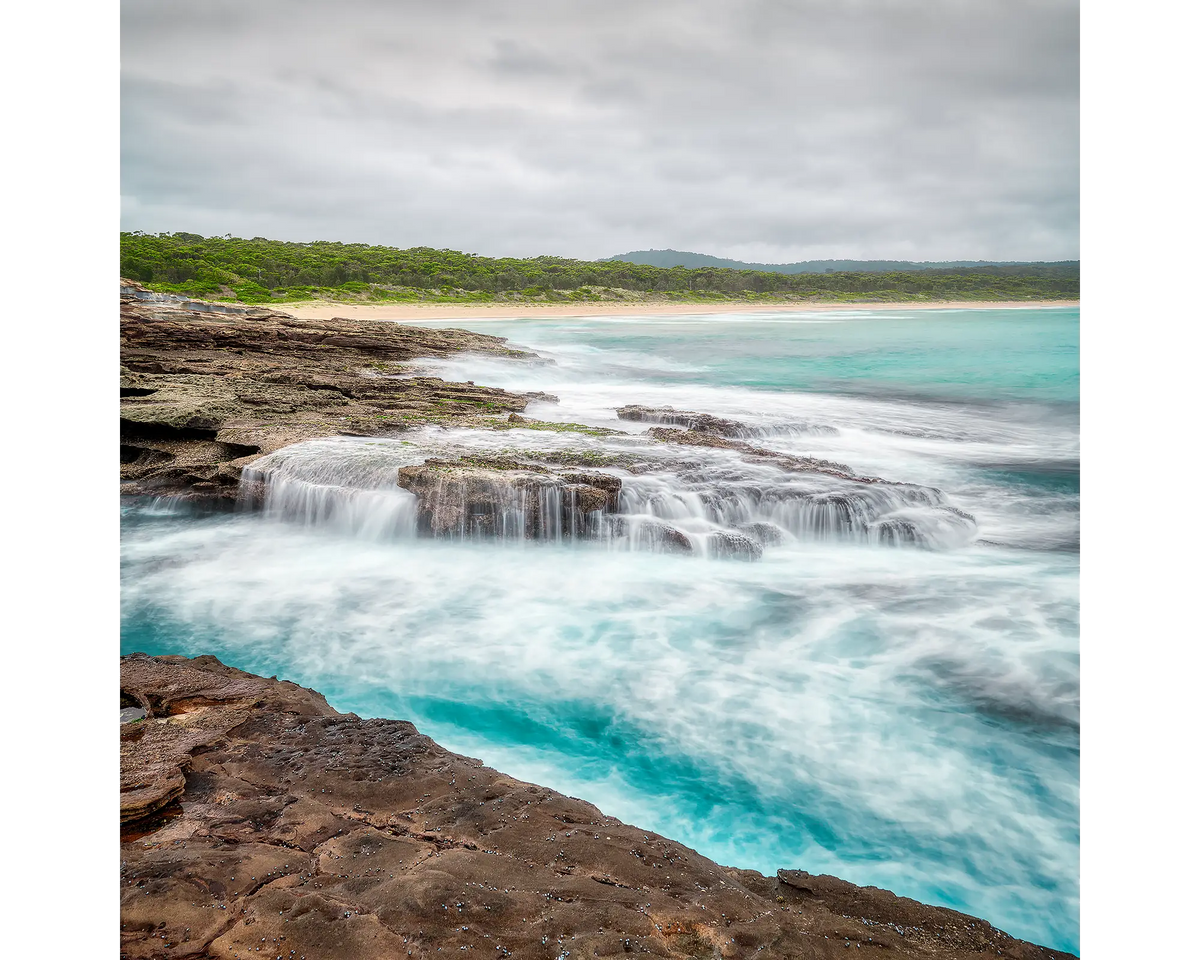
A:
121,655,1074,960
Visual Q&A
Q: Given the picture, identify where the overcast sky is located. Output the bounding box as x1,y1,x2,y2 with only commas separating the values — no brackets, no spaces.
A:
121,0,1078,262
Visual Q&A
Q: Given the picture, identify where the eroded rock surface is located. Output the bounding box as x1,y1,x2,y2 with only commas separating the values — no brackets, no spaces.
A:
396,457,621,537
617,405,838,439
644,427,859,480
617,405,751,438
120,281,539,503
120,654,1074,960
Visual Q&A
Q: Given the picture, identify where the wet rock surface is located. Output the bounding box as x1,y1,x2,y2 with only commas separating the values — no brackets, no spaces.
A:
641,427,859,480
120,655,1074,960
120,281,539,503
733,521,791,547
704,530,764,561
396,457,621,538
604,516,696,555
117,283,937,552
617,405,751,438
618,405,838,439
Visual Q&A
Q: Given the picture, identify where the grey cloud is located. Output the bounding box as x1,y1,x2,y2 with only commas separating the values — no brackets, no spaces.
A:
487,40,573,78
121,0,1078,261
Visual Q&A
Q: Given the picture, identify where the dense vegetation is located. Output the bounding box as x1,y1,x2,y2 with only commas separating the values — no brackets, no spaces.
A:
121,233,1080,305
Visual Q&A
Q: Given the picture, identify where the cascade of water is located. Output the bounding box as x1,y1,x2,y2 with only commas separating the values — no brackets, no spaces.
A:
240,438,420,541
142,495,204,516
236,430,976,554
403,467,613,542
616,472,975,549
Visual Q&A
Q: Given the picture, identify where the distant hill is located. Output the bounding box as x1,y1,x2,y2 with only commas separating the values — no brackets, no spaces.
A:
607,249,1076,274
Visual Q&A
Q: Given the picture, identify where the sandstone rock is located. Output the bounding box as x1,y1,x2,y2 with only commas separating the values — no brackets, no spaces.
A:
735,520,791,546
619,404,838,439
560,471,623,511
705,530,764,561
874,517,922,545
396,459,621,538
618,404,750,437
646,426,859,479
607,516,695,554
119,288,540,503
118,655,1076,960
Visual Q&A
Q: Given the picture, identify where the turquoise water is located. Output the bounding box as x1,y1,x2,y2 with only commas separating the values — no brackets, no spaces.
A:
121,307,1080,952
442,307,1079,404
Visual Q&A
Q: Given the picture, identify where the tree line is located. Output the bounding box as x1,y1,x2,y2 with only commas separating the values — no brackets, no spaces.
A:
120,232,1080,304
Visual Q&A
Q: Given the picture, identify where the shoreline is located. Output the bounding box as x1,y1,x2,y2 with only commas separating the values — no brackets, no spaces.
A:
120,653,1077,959
269,298,1078,322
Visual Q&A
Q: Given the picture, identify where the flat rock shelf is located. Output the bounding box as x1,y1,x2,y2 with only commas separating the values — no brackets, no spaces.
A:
120,654,1075,960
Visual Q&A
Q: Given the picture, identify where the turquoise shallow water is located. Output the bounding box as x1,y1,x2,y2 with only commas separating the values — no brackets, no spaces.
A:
121,307,1080,952
436,306,1080,404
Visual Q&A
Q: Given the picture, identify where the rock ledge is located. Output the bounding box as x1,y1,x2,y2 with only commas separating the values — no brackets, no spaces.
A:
120,654,1074,959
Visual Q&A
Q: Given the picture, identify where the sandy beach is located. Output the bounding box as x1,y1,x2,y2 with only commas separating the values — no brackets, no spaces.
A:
272,299,1078,322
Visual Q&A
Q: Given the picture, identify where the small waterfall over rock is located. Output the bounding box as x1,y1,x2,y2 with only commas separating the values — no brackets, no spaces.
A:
395,459,619,541
239,438,420,541
616,470,974,550
237,429,977,556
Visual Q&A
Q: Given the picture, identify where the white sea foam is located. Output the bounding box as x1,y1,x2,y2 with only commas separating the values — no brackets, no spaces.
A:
121,512,1078,947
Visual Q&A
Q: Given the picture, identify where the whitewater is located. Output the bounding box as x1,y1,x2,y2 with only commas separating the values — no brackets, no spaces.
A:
120,306,1080,952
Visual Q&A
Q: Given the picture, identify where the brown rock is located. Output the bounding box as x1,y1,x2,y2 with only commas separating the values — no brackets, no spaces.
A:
119,285,542,503
606,516,695,554
646,426,860,479
396,458,621,538
119,655,1075,959
618,404,750,437
704,530,764,561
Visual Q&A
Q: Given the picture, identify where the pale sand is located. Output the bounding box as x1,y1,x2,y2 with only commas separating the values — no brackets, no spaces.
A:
272,299,1078,322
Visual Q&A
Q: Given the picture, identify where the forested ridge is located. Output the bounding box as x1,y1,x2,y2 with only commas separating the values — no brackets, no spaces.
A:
121,232,1080,305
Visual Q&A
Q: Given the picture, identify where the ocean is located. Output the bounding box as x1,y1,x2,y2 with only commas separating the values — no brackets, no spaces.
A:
120,306,1080,952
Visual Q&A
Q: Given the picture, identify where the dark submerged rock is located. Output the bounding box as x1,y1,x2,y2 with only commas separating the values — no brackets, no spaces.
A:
619,403,838,438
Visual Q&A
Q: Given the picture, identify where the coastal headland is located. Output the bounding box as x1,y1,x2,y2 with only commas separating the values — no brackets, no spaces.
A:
120,654,1076,959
